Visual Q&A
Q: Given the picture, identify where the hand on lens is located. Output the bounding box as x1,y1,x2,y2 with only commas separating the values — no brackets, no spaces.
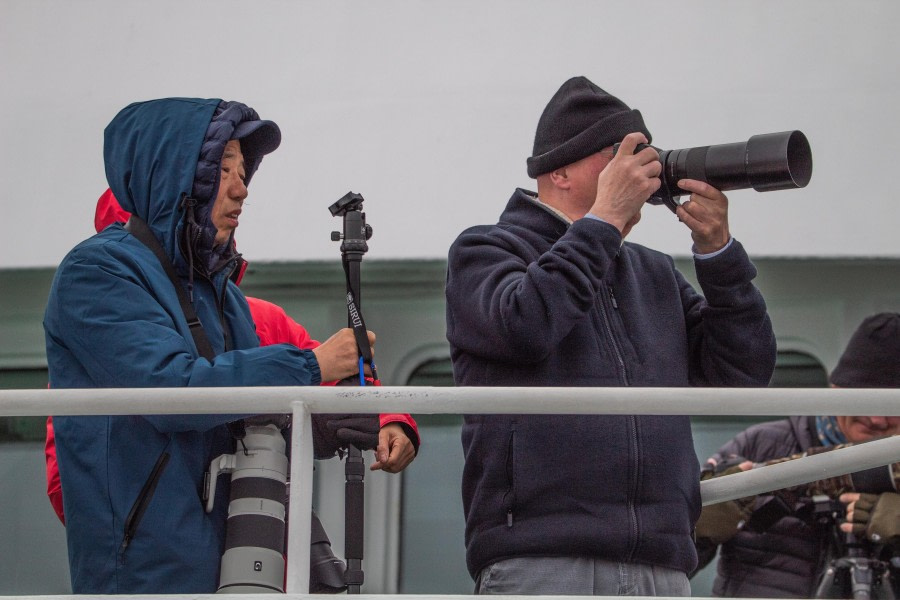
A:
675,179,730,254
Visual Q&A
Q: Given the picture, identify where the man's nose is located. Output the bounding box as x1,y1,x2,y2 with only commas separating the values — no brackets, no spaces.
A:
233,180,248,202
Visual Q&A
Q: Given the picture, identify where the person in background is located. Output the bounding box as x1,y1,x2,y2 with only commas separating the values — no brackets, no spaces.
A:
695,312,900,598
445,76,776,596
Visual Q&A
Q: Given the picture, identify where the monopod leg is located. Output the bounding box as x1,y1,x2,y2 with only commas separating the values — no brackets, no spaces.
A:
344,444,365,593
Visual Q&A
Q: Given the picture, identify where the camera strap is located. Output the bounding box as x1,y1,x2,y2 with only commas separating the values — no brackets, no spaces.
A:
124,215,216,362
342,257,378,384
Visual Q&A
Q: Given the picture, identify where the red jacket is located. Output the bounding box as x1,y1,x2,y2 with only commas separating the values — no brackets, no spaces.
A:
45,190,418,524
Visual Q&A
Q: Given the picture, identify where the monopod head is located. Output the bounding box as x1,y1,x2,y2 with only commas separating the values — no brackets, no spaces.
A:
328,191,365,217
329,191,372,255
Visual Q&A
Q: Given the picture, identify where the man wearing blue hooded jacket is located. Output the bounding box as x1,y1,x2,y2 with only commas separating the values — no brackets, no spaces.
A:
445,77,777,595
43,98,372,593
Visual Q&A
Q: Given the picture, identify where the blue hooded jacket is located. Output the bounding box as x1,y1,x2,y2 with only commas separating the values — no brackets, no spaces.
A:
44,98,319,593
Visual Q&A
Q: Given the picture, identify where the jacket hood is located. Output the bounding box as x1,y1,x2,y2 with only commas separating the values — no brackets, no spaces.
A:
103,97,280,270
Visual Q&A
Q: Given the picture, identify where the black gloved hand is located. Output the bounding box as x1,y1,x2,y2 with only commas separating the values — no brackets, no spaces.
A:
325,414,380,451
311,414,381,459
311,415,343,459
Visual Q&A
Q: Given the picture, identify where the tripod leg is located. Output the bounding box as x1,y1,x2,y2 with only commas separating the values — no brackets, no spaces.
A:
851,562,874,600
878,568,895,600
816,565,840,599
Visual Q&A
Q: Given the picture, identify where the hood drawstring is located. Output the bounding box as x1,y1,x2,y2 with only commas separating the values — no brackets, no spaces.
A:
180,194,200,302
222,246,244,282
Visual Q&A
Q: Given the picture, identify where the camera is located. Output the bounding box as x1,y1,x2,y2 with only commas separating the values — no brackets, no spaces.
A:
614,130,813,212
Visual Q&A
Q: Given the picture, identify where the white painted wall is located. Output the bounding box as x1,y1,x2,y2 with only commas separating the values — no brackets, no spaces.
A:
2,0,898,267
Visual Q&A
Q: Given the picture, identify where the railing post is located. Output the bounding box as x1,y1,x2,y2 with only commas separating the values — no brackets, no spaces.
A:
285,400,313,593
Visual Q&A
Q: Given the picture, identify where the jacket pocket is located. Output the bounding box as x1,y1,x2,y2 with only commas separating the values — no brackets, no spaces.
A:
119,448,171,558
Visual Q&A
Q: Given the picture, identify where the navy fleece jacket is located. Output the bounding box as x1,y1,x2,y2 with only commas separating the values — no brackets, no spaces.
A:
446,188,776,578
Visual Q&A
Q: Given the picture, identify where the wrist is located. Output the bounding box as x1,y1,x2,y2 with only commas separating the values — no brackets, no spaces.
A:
694,235,732,256
587,211,628,234
310,347,332,383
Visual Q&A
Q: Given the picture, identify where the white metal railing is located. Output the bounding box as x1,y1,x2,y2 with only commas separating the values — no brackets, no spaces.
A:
2,385,899,597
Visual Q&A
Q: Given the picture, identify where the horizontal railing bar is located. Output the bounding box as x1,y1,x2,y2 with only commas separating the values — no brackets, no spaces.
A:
701,435,900,505
4,386,898,598
1,386,899,417
7,592,793,600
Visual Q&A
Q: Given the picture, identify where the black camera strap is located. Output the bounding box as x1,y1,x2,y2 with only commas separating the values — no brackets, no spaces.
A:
124,215,216,362
125,216,248,443
342,257,377,383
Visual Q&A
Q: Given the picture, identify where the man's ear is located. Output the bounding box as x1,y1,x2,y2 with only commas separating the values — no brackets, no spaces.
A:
548,167,571,190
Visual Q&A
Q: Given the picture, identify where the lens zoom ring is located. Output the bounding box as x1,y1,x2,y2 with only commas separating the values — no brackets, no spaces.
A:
224,514,285,553
230,477,285,504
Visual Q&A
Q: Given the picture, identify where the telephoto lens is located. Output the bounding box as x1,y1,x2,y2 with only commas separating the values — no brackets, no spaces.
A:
616,130,813,212
206,423,289,593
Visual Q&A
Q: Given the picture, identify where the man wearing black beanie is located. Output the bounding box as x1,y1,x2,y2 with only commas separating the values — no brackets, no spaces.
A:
445,76,776,595
694,312,900,598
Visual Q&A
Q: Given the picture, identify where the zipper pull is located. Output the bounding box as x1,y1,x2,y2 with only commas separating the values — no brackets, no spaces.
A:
608,287,618,309
507,510,513,527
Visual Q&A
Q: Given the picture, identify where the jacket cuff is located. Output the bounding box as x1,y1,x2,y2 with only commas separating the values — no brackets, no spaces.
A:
693,238,758,289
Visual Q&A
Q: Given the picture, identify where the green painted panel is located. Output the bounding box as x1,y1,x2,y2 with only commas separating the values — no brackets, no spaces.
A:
0,368,48,442
0,268,55,368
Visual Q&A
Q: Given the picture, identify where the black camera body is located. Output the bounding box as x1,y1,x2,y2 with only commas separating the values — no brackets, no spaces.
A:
615,130,813,212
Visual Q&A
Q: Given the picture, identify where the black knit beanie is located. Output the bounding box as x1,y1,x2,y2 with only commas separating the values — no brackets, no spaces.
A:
830,312,900,388
526,76,651,178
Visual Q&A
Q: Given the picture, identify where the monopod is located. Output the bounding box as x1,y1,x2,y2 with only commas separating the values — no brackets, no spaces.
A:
329,191,377,594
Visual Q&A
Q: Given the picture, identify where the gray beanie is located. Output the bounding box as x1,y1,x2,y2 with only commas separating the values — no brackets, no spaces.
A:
830,312,900,388
526,76,651,178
